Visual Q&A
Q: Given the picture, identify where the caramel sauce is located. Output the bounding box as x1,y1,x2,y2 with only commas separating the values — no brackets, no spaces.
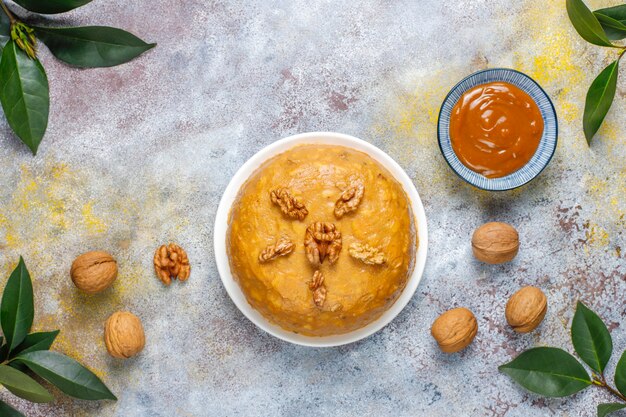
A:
449,81,544,178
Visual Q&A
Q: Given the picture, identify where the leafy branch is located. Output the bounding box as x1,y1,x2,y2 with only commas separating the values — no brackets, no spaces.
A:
0,0,155,154
566,0,626,145
500,302,626,417
0,257,115,416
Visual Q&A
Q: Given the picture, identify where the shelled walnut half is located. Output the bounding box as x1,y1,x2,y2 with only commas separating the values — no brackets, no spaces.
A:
270,187,308,220
309,270,327,308
304,222,342,266
259,236,295,263
334,175,364,218
349,242,386,265
154,243,191,286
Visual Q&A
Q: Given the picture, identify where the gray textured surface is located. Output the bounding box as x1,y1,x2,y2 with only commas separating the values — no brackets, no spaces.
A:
0,0,625,416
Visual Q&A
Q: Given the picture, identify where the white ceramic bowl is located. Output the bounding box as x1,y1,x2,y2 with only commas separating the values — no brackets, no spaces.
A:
214,132,428,347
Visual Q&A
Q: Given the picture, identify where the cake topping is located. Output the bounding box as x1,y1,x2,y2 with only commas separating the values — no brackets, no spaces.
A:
258,236,295,263
348,242,386,265
334,175,364,218
309,270,327,308
270,187,308,220
304,222,342,266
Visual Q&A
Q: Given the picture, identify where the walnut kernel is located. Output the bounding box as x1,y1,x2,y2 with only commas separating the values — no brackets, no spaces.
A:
334,175,364,218
153,243,191,286
349,242,386,265
304,222,342,266
259,236,295,263
309,270,327,308
270,187,308,220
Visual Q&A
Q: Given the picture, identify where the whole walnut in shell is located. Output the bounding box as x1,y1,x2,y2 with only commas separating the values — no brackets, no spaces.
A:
431,307,478,353
104,311,145,359
505,286,547,333
70,251,117,294
472,222,519,264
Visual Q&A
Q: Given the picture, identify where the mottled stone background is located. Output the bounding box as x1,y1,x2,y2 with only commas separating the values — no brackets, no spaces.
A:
0,0,624,416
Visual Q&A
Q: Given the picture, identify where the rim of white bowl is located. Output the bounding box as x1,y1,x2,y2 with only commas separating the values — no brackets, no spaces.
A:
213,132,428,347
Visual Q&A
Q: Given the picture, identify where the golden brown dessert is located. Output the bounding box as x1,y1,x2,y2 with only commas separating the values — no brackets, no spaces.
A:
227,144,416,336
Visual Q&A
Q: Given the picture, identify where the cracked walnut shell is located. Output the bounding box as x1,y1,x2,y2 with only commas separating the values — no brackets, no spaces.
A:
104,311,145,359
431,307,478,353
154,243,191,285
334,175,364,218
270,187,308,220
70,251,117,294
505,286,547,333
349,242,386,265
259,236,295,263
472,222,519,264
304,222,342,266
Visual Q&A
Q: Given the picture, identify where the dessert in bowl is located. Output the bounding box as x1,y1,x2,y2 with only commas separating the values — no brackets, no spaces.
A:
214,132,428,346
438,68,558,191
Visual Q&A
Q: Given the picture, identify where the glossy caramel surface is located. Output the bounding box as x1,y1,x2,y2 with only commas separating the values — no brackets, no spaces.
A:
450,81,544,178
227,144,416,336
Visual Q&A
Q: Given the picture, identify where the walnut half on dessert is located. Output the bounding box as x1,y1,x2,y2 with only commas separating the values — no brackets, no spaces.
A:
227,144,417,337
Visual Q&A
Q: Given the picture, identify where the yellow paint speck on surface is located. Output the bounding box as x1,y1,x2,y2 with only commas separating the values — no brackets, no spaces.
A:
82,202,109,234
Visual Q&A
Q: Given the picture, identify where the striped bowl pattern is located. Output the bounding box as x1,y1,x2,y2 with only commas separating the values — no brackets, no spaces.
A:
437,68,558,191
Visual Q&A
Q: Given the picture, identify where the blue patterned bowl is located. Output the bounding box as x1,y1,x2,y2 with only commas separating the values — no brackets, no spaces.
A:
437,68,558,191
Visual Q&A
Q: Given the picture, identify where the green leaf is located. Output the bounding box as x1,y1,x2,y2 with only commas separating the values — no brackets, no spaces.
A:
571,301,612,373
0,257,34,352
0,9,9,51
0,344,8,362
499,347,591,397
10,330,60,358
598,403,626,417
595,5,626,21
14,351,117,400
614,351,626,396
583,59,619,144
566,0,615,47
35,26,156,68
0,337,8,362
0,399,26,417
0,364,53,403
0,41,50,154
12,0,93,14
595,12,626,40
